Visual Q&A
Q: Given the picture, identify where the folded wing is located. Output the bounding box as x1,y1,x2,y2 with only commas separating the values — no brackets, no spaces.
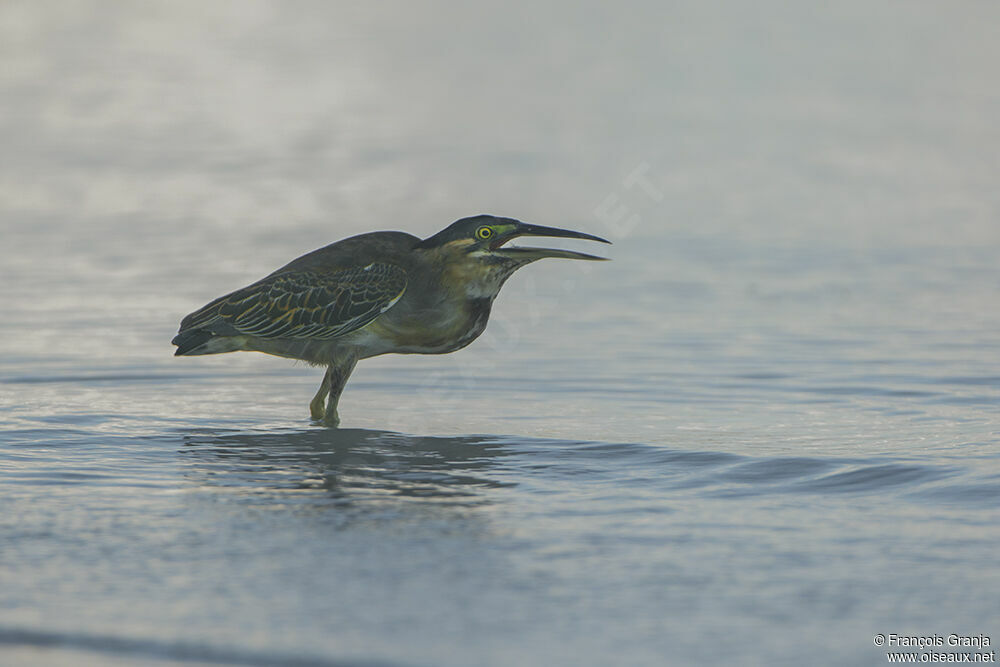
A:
178,262,408,343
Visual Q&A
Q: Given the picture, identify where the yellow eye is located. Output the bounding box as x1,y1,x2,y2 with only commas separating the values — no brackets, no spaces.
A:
476,226,494,240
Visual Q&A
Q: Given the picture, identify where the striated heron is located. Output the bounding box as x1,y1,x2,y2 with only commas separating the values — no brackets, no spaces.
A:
172,214,610,424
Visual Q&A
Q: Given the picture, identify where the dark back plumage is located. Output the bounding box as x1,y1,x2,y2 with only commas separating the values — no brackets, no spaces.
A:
173,231,417,355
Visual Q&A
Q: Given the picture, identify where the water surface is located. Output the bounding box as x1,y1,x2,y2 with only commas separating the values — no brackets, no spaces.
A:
2,2,999,665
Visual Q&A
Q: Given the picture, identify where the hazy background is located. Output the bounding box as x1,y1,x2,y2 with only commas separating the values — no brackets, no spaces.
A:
2,2,999,665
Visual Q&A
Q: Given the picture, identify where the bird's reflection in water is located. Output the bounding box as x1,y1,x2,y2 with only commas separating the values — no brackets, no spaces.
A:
179,428,514,508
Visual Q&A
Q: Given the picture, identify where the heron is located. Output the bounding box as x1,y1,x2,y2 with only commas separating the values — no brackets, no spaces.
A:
172,214,610,424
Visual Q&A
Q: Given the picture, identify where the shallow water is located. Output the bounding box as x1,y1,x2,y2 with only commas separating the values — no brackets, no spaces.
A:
2,2,1000,666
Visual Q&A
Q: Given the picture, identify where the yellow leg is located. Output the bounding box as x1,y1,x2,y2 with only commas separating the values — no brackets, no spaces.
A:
321,356,358,426
310,369,332,420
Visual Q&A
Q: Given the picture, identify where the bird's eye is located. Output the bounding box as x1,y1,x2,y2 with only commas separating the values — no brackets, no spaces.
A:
476,226,494,240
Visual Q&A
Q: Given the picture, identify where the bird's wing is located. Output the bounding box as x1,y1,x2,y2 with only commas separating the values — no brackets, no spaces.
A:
197,263,407,340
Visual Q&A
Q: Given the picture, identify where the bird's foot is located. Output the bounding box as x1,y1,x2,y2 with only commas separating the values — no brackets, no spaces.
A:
309,397,326,421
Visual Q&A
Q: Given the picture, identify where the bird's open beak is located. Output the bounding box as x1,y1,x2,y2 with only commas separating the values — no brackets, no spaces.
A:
491,223,611,261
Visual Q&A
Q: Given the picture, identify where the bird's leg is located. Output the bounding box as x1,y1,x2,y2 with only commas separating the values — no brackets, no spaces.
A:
310,369,333,420
321,356,358,426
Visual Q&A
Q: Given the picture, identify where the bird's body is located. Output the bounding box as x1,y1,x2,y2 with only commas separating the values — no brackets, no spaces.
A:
173,215,609,424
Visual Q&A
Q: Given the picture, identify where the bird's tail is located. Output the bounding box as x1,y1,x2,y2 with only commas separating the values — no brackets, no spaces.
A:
172,329,244,356
172,329,214,355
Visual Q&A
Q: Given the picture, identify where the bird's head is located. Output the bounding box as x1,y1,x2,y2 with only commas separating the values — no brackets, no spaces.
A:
415,214,611,265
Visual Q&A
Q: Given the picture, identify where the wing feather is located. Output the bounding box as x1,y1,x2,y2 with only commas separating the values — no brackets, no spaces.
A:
190,263,407,340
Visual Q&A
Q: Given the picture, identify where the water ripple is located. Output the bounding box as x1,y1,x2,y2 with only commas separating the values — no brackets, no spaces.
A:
0,626,408,667
0,426,987,509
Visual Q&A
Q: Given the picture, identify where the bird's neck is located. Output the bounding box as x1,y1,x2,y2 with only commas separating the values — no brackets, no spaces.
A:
435,249,521,301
